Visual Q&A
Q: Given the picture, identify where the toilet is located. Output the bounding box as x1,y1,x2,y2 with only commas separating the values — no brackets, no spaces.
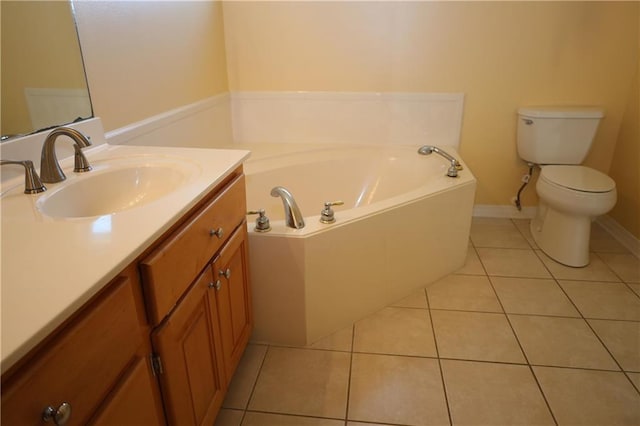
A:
517,107,617,267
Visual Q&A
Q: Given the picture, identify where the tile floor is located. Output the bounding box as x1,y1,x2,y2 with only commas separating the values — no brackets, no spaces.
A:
216,218,640,426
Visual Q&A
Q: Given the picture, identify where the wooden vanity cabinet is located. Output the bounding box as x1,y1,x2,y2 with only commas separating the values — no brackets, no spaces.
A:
0,265,164,426
1,166,253,426
140,168,253,425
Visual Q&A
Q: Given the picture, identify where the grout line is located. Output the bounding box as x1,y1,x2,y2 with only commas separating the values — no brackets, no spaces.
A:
581,318,627,374
592,251,640,295
241,409,346,423
510,217,538,250
624,372,640,396
426,287,453,426
237,344,271,417
486,274,559,425
343,323,355,425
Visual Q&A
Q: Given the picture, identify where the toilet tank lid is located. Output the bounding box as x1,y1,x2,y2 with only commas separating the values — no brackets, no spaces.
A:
518,107,604,119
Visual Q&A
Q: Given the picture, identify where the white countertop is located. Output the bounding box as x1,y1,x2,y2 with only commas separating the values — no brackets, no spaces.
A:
0,143,250,373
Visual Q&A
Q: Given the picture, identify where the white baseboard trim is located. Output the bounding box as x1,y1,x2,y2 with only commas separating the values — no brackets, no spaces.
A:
596,215,640,258
105,93,231,147
473,204,536,219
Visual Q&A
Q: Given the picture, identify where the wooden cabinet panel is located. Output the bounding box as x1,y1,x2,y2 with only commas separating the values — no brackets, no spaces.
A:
90,356,164,426
141,174,247,325
152,267,226,426
1,276,141,425
212,225,253,380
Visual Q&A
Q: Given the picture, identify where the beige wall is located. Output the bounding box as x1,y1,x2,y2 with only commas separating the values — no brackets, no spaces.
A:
223,1,639,207
608,54,640,238
74,0,229,132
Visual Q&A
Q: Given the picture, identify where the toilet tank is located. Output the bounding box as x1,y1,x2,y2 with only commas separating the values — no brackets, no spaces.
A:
517,107,604,164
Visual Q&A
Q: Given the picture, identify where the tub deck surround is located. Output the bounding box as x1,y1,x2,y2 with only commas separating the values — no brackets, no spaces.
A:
240,143,476,346
0,143,250,372
230,92,465,147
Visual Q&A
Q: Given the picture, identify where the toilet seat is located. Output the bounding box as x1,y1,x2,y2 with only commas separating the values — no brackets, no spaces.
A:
540,165,615,193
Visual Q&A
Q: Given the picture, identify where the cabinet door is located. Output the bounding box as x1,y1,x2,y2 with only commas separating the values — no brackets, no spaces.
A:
152,268,226,426
211,225,253,380
90,356,164,426
1,276,142,426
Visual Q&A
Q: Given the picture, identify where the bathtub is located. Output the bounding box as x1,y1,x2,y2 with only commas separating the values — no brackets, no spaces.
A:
241,143,476,346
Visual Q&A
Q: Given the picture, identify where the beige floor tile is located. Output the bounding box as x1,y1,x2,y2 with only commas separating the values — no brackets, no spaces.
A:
537,250,620,282
242,412,344,426
588,319,640,372
629,283,640,297
597,253,640,283
477,248,551,278
223,344,268,409
348,353,449,426
215,409,244,426
454,245,486,275
509,315,619,370
353,307,437,357
392,288,428,309
470,217,531,248
427,274,502,313
533,366,640,425
431,310,525,363
441,359,554,426
559,280,640,321
491,276,580,317
627,372,640,392
590,222,631,253
308,325,353,352
248,347,350,418
512,219,539,249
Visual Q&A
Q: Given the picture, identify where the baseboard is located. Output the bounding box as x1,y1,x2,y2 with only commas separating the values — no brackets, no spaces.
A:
473,204,536,219
596,215,640,258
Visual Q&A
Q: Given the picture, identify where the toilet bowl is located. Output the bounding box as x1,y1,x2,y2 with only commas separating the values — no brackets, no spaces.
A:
530,165,616,267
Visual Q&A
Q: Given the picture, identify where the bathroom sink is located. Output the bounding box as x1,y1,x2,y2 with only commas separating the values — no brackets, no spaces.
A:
38,165,190,218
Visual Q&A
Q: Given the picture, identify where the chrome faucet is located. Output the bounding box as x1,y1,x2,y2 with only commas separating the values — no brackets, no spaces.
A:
40,127,92,183
270,186,305,229
417,145,463,178
0,160,46,194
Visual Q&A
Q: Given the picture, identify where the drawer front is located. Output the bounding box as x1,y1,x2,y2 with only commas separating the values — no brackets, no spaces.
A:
141,174,246,324
1,276,141,425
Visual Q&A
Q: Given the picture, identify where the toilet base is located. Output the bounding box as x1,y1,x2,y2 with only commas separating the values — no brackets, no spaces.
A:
530,202,591,267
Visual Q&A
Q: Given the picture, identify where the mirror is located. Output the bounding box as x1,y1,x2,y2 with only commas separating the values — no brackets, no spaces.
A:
1,0,92,140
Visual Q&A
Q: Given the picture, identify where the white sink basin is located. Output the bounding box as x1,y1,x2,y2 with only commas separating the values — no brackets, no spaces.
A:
38,165,190,218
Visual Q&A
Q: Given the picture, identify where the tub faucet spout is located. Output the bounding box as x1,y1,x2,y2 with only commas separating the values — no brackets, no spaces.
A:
418,145,463,178
270,186,305,229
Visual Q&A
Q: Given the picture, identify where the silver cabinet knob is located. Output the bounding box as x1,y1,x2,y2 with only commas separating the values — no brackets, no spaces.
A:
208,280,222,291
219,268,231,279
42,402,72,425
209,227,224,239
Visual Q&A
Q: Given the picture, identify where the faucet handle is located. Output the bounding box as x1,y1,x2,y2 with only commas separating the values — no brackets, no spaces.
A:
247,209,271,232
0,160,46,194
320,200,344,224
